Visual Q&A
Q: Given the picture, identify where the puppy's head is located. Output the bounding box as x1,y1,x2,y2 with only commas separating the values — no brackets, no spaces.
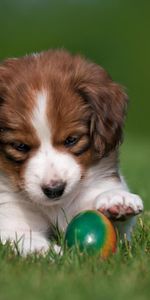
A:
0,50,127,205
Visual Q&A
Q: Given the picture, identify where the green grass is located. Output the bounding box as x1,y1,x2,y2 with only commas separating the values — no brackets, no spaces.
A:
0,136,150,300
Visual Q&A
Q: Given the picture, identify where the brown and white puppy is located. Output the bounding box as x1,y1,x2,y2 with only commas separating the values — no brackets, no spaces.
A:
0,50,143,254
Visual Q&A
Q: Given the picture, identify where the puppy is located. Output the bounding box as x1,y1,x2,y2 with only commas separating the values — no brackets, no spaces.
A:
0,50,143,254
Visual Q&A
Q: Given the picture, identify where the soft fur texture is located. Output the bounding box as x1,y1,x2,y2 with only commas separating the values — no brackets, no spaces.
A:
0,50,143,254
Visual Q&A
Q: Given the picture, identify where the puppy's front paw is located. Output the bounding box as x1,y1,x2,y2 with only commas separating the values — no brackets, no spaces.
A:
95,190,143,221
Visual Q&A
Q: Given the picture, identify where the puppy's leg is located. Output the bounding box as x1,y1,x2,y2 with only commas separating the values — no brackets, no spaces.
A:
0,193,53,255
94,178,143,240
0,230,51,255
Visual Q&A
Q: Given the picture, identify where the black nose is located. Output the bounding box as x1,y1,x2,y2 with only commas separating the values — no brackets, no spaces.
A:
42,181,66,199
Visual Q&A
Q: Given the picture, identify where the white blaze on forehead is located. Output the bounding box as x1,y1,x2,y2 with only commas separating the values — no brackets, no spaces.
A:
24,89,81,206
32,90,50,143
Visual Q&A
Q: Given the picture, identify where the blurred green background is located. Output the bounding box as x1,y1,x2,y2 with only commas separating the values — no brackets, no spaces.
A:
0,0,150,137
0,0,150,207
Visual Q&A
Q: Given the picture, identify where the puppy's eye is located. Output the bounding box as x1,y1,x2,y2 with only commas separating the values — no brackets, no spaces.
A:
64,136,79,147
10,142,30,152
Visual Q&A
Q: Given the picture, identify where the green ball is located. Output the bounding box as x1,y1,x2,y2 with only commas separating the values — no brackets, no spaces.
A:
65,210,106,256
65,210,117,258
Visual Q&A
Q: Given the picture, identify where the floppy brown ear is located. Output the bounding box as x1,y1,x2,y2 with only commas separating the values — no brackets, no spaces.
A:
0,60,14,127
0,58,19,104
74,60,128,158
0,64,7,121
